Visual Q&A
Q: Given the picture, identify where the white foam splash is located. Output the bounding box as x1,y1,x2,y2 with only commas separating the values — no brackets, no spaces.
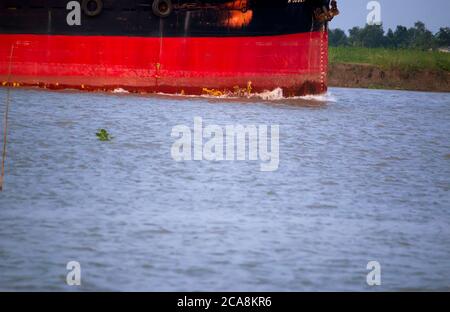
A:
140,88,336,102
250,88,284,101
250,88,336,102
292,92,337,102
113,88,129,94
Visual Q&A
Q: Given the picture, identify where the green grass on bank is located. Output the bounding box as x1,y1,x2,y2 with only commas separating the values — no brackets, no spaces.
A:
329,47,450,72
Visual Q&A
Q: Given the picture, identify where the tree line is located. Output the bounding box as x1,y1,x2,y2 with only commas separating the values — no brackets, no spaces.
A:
329,22,450,50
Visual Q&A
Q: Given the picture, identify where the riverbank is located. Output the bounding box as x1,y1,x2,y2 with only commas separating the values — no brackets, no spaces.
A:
328,47,450,92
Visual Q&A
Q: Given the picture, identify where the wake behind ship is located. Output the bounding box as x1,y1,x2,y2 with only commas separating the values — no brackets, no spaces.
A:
0,0,338,97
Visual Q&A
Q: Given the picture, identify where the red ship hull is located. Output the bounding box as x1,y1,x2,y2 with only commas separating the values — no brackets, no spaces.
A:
0,31,328,96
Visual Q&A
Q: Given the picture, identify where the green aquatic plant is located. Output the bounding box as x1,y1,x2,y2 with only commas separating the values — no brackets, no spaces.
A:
96,129,112,141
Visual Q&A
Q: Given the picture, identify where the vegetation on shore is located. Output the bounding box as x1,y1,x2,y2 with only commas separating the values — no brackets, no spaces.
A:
329,21,450,72
329,22,449,51
327,22,450,92
329,46,450,72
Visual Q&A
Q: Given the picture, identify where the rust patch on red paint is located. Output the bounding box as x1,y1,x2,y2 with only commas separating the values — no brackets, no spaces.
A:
0,79,325,97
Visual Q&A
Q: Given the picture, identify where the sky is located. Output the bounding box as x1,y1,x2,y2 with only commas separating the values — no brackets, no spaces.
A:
332,0,450,33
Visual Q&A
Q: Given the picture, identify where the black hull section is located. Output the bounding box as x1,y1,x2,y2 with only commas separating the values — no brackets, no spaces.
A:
0,0,329,37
